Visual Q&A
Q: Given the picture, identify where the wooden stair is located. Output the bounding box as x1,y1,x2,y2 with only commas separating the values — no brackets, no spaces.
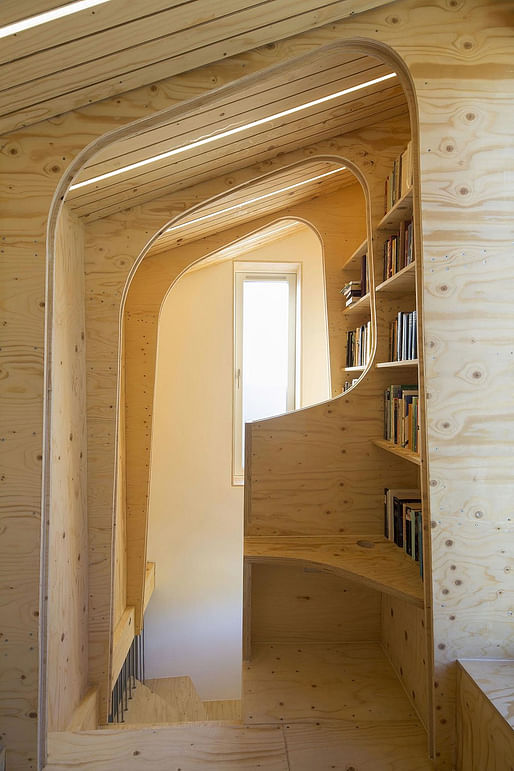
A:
145,676,207,722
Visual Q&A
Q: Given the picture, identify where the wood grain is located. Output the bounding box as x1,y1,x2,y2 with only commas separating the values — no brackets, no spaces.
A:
457,663,514,771
0,3,512,769
381,595,429,730
0,0,396,134
46,206,89,731
46,723,288,770
250,562,381,643
245,536,424,607
66,688,99,732
243,642,419,724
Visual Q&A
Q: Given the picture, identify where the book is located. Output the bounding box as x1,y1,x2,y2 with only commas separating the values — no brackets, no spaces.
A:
383,487,420,542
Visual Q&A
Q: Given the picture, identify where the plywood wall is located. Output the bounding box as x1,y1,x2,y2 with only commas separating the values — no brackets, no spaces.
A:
0,2,512,769
46,207,89,732
251,563,381,644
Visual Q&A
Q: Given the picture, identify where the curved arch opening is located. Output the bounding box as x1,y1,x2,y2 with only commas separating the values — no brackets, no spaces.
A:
43,31,423,741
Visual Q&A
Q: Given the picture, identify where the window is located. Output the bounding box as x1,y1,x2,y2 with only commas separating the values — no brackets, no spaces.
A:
233,263,299,483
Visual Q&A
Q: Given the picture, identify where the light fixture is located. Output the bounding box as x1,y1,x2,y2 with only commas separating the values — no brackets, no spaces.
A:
0,0,112,39
164,167,346,234
70,73,396,191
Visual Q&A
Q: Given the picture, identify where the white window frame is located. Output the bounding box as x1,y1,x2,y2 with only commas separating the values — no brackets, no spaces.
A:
233,262,300,485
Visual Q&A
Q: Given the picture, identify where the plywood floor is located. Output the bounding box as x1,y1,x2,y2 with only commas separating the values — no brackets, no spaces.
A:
243,643,434,770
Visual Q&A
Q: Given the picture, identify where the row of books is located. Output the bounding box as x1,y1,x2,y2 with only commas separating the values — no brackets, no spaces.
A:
389,310,417,362
384,141,413,212
343,377,360,393
341,253,369,307
341,280,362,306
384,487,423,578
346,321,371,368
382,220,414,281
384,384,420,452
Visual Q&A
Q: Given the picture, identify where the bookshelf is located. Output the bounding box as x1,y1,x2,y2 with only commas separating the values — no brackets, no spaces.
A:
341,240,371,387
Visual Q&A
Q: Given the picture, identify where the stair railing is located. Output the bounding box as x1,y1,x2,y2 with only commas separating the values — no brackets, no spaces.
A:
108,627,145,723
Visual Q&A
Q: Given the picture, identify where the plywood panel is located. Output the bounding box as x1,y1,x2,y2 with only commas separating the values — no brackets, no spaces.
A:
0,4,511,770
243,642,419,724
381,595,429,730
46,206,89,732
46,723,288,770
110,607,134,689
66,688,99,732
457,662,514,771
251,562,381,643
246,536,424,607
0,0,395,134
284,721,433,770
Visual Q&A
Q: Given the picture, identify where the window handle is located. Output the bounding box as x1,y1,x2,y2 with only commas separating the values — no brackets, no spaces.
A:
236,368,241,388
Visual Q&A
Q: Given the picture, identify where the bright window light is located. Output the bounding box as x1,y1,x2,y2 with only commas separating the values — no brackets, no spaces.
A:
0,0,112,39
233,268,298,481
165,167,346,234
69,72,396,191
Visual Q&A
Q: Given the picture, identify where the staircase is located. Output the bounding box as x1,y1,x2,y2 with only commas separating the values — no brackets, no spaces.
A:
109,675,239,727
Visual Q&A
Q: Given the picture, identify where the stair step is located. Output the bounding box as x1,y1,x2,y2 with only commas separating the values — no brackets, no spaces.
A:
120,680,177,725
203,700,242,722
145,676,207,722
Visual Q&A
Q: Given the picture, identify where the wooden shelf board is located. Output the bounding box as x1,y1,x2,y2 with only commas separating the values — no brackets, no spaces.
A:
377,359,418,368
342,238,368,268
378,188,413,229
373,439,421,466
343,292,370,315
245,535,424,608
376,261,416,294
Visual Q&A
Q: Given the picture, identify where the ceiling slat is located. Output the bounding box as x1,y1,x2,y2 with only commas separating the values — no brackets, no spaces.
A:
0,0,395,133
0,1,66,26
71,90,406,219
0,0,260,82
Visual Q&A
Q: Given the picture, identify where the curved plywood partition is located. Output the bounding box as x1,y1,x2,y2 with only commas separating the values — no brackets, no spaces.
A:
245,536,424,607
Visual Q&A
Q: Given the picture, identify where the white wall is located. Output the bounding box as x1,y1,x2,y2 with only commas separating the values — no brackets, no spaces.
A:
144,224,328,699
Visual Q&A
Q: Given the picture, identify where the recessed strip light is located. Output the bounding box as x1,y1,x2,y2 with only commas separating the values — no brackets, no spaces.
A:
0,0,112,39
70,72,396,191
164,167,346,234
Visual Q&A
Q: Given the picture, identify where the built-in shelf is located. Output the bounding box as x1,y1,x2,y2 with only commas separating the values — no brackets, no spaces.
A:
378,188,413,230
344,365,366,372
377,359,418,368
376,261,416,294
245,535,424,608
343,238,368,268
344,292,370,315
373,439,421,466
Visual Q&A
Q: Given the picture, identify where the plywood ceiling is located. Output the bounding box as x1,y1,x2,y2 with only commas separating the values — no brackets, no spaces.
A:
0,0,395,134
68,48,407,220
146,159,354,254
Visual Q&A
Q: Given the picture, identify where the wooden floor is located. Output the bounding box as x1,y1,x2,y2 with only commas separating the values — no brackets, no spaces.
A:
244,642,434,770
46,643,434,769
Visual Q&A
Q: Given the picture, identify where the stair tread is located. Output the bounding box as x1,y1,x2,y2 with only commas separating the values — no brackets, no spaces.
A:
146,676,207,721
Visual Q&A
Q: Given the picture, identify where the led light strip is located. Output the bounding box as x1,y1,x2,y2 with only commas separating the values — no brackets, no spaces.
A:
70,72,396,191
165,166,346,234
0,0,112,39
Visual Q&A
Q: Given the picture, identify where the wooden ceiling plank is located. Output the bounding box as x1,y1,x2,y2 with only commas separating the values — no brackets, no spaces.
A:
0,0,395,132
153,174,354,247
72,100,408,220
86,49,370,167
0,1,194,65
69,82,394,208
68,62,393,198
79,57,385,177
82,52,375,172
0,1,66,26
71,152,345,218
0,0,262,82
70,93,406,217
